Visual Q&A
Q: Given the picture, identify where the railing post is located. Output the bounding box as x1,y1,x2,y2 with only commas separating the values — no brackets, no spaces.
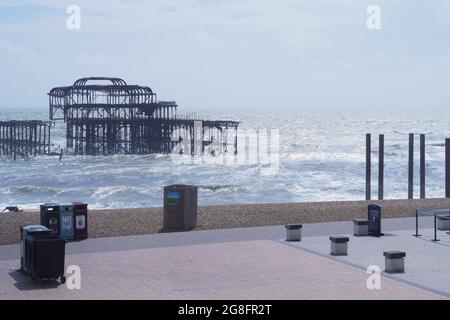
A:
432,213,440,242
413,210,421,237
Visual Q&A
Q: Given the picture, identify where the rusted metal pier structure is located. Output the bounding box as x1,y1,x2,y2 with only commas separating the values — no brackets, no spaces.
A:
48,77,239,156
0,120,52,159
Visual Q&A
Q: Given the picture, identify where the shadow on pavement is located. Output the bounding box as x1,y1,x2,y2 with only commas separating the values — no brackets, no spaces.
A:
9,270,62,291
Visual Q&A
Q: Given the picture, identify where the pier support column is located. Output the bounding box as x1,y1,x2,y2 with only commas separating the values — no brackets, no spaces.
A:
446,138,450,198
366,133,371,201
378,134,384,200
420,134,425,199
408,133,414,199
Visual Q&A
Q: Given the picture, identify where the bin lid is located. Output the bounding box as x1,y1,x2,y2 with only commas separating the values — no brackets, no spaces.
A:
22,225,51,234
22,225,49,231
41,203,58,206
72,202,88,207
40,203,59,210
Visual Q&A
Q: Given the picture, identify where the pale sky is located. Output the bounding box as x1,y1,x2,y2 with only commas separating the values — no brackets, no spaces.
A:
0,0,449,112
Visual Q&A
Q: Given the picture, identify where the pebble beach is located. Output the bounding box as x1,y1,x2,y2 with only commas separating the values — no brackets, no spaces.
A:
2,198,450,245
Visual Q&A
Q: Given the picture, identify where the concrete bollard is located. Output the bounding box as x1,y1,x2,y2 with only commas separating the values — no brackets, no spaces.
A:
384,251,406,273
329,236,349,256
353,219,369,236
437,216,450,231
285,224,302,241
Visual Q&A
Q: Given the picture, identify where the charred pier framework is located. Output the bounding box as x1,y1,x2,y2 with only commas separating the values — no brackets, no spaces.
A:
0,120,52,159
48,77,239,156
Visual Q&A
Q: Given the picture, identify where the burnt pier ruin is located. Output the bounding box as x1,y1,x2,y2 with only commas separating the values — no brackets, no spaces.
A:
0,120,52,159
48,77,239,156
0,77,239,159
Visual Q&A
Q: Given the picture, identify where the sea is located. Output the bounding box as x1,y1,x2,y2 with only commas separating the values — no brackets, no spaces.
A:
1,108,450,209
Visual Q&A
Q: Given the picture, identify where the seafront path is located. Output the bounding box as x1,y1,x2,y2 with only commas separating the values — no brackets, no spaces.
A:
0,217,449,299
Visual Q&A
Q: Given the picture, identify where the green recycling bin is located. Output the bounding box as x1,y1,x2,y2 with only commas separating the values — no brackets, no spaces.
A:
59,204,74,240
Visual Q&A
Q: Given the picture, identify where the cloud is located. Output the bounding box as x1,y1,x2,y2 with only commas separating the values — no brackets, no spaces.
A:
0,0,449,112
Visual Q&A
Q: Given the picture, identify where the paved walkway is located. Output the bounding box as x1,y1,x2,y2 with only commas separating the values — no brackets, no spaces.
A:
0,217,446,300
290,228,450,298
0,240,444,300
0,216,434,261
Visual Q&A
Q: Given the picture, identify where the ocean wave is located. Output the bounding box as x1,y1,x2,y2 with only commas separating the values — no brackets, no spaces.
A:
0,186,62,195
198,185,246,193
2,110,450,209
430,143,445,147
91,185,161,200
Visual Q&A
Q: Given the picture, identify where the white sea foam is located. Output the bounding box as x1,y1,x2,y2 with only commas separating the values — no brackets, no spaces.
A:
2,109,450,209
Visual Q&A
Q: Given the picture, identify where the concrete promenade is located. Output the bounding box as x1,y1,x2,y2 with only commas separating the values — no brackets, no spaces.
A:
0,217,448,300
3,198,450,245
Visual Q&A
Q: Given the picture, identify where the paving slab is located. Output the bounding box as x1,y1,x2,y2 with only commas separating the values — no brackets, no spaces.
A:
0,217,444,300
284,228,450,298
0,216,433,261
0,240,445,300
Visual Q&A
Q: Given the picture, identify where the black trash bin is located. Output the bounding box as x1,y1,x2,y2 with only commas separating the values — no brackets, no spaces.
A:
163,184,198,231
20,225,50,273
40,203,60,235
20,225,66,283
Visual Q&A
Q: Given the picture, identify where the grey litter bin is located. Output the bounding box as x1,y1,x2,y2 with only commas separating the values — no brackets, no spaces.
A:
163,184,198,231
